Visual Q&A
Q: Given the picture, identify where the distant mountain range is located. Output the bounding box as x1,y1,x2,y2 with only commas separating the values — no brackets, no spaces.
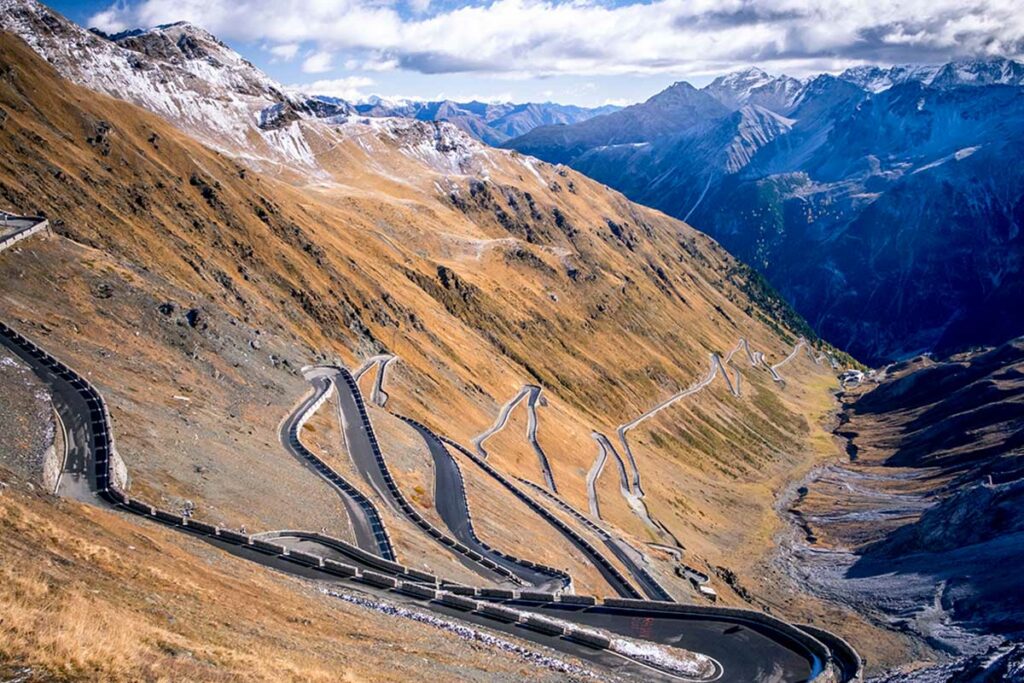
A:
352,98,620,146
506,62,1024,363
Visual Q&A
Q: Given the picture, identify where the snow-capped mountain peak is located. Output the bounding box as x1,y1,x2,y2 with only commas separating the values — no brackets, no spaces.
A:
703,67,805,113
839,58,1024,92
0,0,363,168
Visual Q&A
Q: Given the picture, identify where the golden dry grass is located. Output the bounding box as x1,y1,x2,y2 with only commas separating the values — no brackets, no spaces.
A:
0,481,584,683
0,27,883,664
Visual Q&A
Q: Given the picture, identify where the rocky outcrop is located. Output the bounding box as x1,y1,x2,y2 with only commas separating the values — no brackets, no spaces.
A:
878,478,1024,556
0,348,57,490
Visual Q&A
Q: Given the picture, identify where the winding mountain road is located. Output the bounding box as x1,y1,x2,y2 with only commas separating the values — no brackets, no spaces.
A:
517,477,675,602
473,384,558,492
316,364,523,584
352,356,572,589
0,218,858,682
399,415,569,590
280,369,395,559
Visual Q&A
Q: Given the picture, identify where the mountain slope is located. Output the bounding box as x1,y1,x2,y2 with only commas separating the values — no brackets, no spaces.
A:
0,18,863,652
0,0,353,170
506,60,1024,363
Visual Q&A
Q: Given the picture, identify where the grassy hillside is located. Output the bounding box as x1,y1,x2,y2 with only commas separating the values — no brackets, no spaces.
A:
0,28,887,668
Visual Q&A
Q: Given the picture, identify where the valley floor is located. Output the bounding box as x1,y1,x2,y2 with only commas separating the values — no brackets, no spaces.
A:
773,342,1024,679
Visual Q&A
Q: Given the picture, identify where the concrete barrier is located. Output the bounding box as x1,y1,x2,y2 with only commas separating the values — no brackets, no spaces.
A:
185,520,218,536
564,627,612,649
321,559,359,578
799,624,863,682
217,529,251,544
558,595,597,606
285,550,324,568
519,590,558,602
123,499,154,516
477,603,521,623
154,510,186,526
603,598,674,611
248,538,286,555
521,614,566,636
439,593,479,611
396,582,439,600
404,568,438,584
358,571,399,589
306,532,407,576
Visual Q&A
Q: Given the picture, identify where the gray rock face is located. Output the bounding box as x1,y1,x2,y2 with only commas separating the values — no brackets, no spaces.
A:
0,350,57,489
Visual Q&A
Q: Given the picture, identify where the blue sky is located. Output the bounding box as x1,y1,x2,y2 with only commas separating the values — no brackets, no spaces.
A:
48,0,1024,106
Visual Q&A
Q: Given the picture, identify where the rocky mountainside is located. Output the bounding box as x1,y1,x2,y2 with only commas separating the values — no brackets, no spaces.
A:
0,0,353,168
781,339,1024,676
506,59,1024,364
840,57,1024,93
355,98,619,146
0,2,872,673
703,67,804,113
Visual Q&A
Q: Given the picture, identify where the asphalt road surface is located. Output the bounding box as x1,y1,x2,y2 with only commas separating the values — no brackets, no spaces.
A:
326,366,512,584
403,418,566,590
515,601,823,683
280,373,391,557
0,328,97,502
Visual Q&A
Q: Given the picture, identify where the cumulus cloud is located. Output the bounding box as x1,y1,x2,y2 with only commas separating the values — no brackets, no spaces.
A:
289,76,375,99
302,50,334,74
268,43,300,61
89,0,1024,77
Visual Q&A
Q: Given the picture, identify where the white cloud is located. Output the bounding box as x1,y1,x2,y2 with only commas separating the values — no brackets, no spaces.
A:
290,76,375,99
268,43,300,61
89,0,1024,78
89,7,130,34
302,50,334,74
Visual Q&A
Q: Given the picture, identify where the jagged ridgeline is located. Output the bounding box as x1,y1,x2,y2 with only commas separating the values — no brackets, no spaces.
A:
506,62,1024,364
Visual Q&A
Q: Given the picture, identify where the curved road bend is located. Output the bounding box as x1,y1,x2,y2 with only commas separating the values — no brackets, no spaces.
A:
595,431,676,545
398,416,568,591
281,371,395,559
617,352,726,498
323,365,514,585
511,600,824,683
768,338,809,383
517,477,675,602
618,337,819,500
586,431,635,520
350,356,570,589
353,354,396,408
441,435,646,600
0,324,99,502
473,384,558,493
